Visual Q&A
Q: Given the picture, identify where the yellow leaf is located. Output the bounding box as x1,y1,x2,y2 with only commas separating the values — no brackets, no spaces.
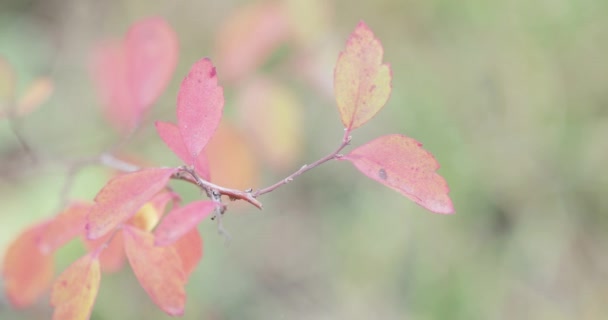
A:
334,21,392,131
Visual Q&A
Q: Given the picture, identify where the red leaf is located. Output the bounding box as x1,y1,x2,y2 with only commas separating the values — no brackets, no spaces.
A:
172,229,203,279
124,226,186,316
38,202,91,254
83,232,125,273
51,253,101,320
155,121,211,180
341,134,454,214
334,21,392,131
154,200,217,246
126,17,178,112
87,168,176,240
177,58,224,158
2,222,54,308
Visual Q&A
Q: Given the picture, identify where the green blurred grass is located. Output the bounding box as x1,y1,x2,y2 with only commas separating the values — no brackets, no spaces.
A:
2,0,608,319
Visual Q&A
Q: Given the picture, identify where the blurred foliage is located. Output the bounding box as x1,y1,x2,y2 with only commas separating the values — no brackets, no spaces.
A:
1,0,608,319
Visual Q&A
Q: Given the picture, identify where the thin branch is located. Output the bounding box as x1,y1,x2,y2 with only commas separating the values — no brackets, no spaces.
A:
252,134,351,197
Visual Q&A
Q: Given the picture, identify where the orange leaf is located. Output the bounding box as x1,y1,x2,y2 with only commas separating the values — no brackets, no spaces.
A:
341,134,454,214
129,191,179,231
51,253,101,320
38,202,91,254
334,21,392,131
2,222,54,308
205,122,259,189
83,232,125,273
86,168,176,240
124,226,186,316
16,76,54,117
172,229,203,279
177,58,224,158
154,200,217,246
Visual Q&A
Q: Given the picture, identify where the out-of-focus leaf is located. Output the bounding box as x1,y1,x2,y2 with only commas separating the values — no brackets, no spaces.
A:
341,134,454,214
154,200,217,246
90,17,178,131
205,122,258,189
2,222,54,308
176,58,224,158
334,21,392,131
215,2,289,82
0,56,16,117
83,232,125,273
237,77,303,170
124,226,186,316
50,253,101,320
86,168,176,240
38,202,91,254
16,76,53,117
171,229,203,279
284,0,331,46
155,121,211,180
90,40,134,130
126,17,178,112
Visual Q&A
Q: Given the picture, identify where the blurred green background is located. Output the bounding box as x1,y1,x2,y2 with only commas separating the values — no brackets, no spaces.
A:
1,0,608,319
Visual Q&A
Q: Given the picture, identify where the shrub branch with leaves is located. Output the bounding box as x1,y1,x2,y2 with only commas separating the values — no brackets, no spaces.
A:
1,18,453,319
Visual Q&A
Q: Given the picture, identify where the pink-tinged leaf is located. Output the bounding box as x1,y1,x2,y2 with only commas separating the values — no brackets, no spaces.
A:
172,229,203,279
2,222,54,308
90,40,135,130
83,232,125,273
334,21,392,131
87,168,177,240
341,134,454,214
124,226,186,316
155,121,211,180
126,17,178,112
154,201,217,246
51,253,101,320
38,202,91,254
177,58,224,158
215,2,289,82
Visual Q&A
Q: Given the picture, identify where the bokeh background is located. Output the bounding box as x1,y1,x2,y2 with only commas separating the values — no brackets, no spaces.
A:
2,0,608,319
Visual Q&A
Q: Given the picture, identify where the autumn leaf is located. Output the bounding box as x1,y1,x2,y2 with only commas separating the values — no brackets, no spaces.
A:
205,122,259,189
177,58,224,158
87,168,176,240
334,21,392,131
38,202,91,254
237,76,303,170
215,2,289,82
0,56,16,105
124,226,186,316
2,222,54,308
172,229,203,279
90,40,134,130
16,76,54,117
155,121,211,180
83,231,126,273
125,17,178,112
154,200,217,246
90,17,178,131
51,253,101,320
341,134,454,214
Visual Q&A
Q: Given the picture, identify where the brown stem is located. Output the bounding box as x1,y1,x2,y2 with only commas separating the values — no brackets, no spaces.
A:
251,134,351,197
